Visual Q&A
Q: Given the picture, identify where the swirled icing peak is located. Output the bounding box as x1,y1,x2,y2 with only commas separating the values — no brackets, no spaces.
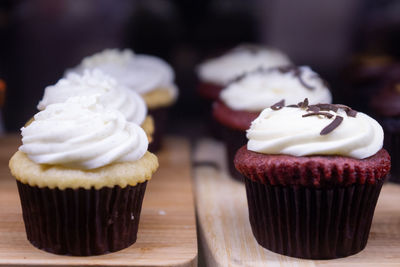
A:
21,96,149,169
197,44,292,85
70,48,178,98
220,66,332,112
38,69,147,125
247,101,383,159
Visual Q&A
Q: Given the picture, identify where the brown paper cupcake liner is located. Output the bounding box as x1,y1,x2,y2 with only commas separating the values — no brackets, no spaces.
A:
148,106,169,152
17,181,147,256
244,178,384,259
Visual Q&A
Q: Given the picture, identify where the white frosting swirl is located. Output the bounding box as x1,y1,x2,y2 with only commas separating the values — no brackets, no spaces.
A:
38,70,147,125
220,66,332,111
21,96,148,169
247,106,383,159
197,45,291,85
81,48,135,68
69,49,178,99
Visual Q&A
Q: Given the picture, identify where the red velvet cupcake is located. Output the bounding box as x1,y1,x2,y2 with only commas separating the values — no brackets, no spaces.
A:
235,100,390,259
196,44,291,137
197,44,291,101
213,66,332,180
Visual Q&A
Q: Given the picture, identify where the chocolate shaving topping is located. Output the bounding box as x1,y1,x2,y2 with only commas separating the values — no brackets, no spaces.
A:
320,116,343,135
227,65,321,92
298,98,309,109
306,105,320,112
335,104,353,111
277,65,297,74
271,99,285,110
334,104,358,117
302,112,333,119
346,109,357,117
297,72,315,90
298,75,315,90
277,66,316,90
315,103,338,112
227,66,269,84
269,98,357,135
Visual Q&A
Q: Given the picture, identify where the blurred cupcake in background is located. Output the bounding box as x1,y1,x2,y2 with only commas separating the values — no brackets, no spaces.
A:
36,69,154,143
370,64,400,183
344,53,395,113
196,44,291,137
68,48,178,152
213,66,332,180
196,44,292,101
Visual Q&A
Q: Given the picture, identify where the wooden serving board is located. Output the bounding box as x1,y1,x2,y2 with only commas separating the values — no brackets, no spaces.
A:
193,139,400,267
0,135,197,267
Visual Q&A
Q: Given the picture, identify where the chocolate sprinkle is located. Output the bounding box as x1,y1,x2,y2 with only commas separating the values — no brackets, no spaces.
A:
335,104,358,117
320,116,343,135
298,74,315,90
271,99,285,110
306,105,321,112
269,99,357,135
346,109,357,117
315,103,339,112
227,65,323,91
302,112,334,119
277,66,316,90
298,98,309,109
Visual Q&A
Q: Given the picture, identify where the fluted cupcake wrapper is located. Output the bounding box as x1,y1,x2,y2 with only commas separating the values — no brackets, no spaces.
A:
148,106,169,153
17,181,147,256
244,178,384,259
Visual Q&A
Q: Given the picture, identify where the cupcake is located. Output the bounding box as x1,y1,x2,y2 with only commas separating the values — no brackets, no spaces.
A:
234,100,390,259
370,65,400,183
197,44,292,101
213,66,332,180
196,44,292,137
36,69,154,142
68,49,177,152
344,53,395,113
9,96,159,256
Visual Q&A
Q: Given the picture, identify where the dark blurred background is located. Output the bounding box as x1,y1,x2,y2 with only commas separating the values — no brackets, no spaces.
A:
0,0,400,133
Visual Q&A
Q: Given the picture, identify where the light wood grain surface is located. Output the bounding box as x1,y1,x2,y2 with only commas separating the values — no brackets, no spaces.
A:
0,135,197,267
193,138,400,267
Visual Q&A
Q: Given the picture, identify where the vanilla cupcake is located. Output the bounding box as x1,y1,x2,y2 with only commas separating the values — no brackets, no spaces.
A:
69,48,178,151
213,66,332,180
9,96,159,256
36,69,153,142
